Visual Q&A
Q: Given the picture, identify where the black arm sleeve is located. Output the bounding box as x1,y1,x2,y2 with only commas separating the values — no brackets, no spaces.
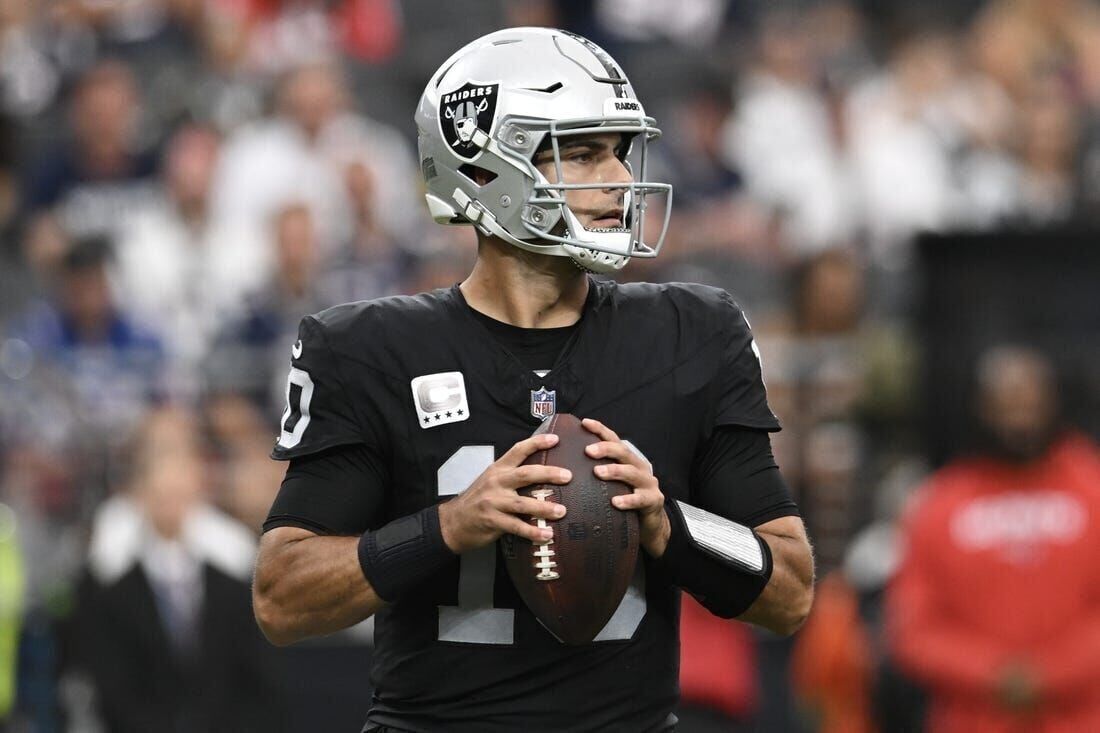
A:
691,426,799,526
263,444,389,536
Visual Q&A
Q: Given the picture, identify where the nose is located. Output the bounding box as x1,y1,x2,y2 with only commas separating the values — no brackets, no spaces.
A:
601,155,632,190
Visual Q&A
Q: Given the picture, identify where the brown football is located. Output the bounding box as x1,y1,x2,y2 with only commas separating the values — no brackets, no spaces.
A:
500,413,640,645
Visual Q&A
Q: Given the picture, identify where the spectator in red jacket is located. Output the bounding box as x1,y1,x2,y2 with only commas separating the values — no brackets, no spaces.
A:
887,345,1100,733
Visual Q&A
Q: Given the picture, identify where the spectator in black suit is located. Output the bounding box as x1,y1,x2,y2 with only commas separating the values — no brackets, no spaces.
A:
73,405,285,733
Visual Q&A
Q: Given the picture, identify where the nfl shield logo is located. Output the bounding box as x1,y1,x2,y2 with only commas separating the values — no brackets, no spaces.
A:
530,387,556,420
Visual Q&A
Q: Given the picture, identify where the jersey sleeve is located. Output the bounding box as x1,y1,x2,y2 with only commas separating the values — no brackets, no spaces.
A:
271,315,367,461
264,443,388,535
691,427,799,527
712,294,780,431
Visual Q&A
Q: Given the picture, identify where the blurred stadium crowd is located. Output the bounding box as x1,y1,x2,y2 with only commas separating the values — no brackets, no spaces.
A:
1,0,1099,731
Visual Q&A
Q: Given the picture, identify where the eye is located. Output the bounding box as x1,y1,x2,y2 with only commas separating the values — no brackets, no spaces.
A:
568,150,595,163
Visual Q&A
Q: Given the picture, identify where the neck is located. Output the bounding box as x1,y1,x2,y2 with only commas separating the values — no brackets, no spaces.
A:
83,142,128,176
175,195,207,229
280,270,311,299
460,236,589,328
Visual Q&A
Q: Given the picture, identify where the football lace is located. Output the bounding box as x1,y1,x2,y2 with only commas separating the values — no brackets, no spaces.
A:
530,489,560,581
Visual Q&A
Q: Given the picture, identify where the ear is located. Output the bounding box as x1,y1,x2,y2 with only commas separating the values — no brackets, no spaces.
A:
458,164,497,186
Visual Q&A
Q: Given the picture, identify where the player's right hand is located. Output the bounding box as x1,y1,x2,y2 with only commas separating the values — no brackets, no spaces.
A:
438,433,570,554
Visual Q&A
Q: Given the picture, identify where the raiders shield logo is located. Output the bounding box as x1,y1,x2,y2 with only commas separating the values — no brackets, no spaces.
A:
439,81,499,160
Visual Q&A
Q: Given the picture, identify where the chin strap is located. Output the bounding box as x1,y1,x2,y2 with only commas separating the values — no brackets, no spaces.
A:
563,244,629,273
451,188,493,233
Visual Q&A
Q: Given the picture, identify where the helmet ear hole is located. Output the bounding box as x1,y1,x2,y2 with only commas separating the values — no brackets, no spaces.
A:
458,164,498,186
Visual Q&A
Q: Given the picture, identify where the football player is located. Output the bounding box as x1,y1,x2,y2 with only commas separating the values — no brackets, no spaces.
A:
254,27,814,732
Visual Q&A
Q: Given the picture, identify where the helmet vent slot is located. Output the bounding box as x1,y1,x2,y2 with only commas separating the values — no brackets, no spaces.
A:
520,82,564,94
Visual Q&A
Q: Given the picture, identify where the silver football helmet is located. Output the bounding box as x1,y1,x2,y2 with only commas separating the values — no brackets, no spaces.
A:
415,27,672,273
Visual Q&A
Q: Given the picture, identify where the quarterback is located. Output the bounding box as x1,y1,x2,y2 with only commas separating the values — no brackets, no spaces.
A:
254,27,814,732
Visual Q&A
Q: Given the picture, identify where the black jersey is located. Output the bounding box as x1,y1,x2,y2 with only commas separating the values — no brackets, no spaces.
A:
271,278,780,733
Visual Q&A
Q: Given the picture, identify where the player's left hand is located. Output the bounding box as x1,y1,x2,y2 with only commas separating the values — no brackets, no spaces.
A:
582,418,671,558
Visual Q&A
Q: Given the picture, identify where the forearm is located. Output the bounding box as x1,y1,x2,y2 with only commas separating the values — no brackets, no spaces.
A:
666,429,810,633
654,505,814,635
253,529,384,646
736,527,815,635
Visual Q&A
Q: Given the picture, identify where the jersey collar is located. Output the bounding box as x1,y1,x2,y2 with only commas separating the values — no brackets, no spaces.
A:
443,278,613,422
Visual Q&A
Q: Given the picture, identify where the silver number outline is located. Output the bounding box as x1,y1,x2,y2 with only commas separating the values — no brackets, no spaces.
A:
277,366,315,449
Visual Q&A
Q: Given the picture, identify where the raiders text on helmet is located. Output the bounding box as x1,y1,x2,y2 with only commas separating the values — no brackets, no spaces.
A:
415,27,673,273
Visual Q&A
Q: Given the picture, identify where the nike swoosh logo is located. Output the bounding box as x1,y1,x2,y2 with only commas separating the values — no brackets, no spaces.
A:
291,340,303,359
